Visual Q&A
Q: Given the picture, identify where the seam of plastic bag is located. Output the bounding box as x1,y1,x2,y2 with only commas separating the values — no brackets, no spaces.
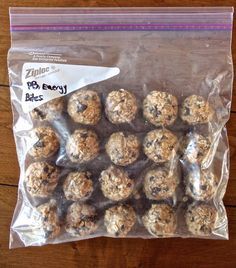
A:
9,7,234,32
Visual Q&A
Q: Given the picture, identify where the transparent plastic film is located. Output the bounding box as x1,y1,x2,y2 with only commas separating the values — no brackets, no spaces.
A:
7,7,234,248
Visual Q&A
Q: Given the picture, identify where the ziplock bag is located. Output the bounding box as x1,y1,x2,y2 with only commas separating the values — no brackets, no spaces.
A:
8,7,234,248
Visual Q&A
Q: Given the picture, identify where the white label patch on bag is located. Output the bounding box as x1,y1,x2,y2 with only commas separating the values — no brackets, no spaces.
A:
21,63,120,113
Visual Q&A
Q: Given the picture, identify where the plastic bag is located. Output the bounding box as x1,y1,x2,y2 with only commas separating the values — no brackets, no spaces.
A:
8,7,234,248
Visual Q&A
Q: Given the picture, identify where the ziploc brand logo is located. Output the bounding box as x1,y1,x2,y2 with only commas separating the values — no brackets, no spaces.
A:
22,62,120,113
25,67,50,79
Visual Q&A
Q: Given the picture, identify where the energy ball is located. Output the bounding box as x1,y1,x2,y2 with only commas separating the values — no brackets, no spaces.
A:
35,200,60,239
185,204,217,236
30,97,64,121
63,171,93,201
99,165,134,201
66,129,99,163
144,168,178,200
105,89,138,124
142,204,177,237
25,162,60,198
104,204,136,237
185,169,219,201
180,95,213,125
67,89,101,125
28,127,59,159
143,91,178,127
180,132,211,165
65,202,98,237
105,132,140,166
143,128,178,163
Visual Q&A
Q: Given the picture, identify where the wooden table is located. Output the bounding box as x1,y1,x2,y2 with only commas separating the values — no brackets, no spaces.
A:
0,1,235,267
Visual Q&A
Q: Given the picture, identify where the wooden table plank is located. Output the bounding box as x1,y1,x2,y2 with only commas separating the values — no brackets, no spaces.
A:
0,87,19,185
0,186,236,268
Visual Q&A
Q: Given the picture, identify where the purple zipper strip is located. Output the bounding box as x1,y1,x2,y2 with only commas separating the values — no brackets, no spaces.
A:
10,23,233,32
12,23,232,27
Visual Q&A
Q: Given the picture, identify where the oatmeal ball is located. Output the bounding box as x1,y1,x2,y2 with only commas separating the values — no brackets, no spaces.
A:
180,95,213,125
99,165,134,201
180,132,211,164
106,132,140,166
28,127,59,159
66,129,99,163
143,91,178,127
65,202,98,237
35,200,60,239
30,97,64,121
63,171,93,201
143,204,176,236
143,128,178,163
25,162,60,198
186,169,219,201
68,89,101,125
185,204,217,236
144,168,178,200
104,204,136,237
105,89,138,124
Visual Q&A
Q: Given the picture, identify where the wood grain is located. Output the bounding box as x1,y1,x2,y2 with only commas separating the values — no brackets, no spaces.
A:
0,87,19,185
0,1,235,267
0,186,236,268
